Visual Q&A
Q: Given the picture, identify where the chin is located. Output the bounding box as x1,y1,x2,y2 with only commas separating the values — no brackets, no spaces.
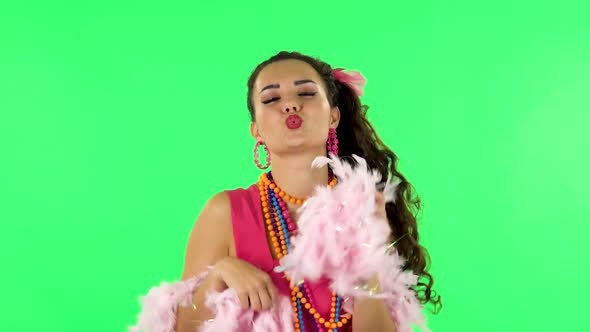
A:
283,139,306,150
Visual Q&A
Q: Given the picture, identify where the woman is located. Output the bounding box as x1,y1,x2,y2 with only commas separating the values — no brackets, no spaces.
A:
139,51,440,332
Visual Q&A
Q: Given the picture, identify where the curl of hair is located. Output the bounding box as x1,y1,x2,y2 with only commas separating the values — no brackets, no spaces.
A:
246,51,441,313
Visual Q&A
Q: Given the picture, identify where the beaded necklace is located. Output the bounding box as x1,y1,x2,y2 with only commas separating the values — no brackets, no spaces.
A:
258,171,352,332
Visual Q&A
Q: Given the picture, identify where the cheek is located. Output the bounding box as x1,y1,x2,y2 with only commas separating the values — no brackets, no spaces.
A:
255,110,280,134
314,99,333,120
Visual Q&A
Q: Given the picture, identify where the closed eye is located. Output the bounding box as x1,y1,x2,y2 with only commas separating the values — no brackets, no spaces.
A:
262,92,317,104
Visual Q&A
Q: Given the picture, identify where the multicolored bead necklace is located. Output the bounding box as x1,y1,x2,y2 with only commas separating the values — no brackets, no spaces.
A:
258,171,352,332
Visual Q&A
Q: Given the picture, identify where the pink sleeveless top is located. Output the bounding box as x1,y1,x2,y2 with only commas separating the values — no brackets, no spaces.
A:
225,184,352,331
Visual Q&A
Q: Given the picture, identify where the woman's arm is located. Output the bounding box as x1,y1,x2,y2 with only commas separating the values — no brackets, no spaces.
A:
352,275,397,332
352,192,397,330
174,191,233,332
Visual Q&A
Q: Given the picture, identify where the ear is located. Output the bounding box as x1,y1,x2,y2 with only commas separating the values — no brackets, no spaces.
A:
250,122,263,141
329,106,341,129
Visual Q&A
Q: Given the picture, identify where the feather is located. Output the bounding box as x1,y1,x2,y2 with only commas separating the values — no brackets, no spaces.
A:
129,268,294,332
128,268,212,332
200,289,293,332
281,154,430,332
130,154,430,332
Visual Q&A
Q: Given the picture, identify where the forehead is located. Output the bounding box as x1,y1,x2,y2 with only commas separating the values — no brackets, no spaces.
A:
255,59,322,88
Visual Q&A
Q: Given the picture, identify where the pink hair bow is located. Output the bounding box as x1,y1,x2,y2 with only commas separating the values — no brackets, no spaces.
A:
332,67,367,97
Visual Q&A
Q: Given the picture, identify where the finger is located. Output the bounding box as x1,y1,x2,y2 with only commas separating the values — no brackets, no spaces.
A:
248,291,262,311
258,287,273,311
262,274,278,305
237,291,250,310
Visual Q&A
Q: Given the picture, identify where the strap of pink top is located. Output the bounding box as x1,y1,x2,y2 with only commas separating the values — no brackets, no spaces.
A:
224,184,290,296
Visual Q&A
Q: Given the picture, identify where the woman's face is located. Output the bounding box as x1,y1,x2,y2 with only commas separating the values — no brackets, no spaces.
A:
250,59,340,156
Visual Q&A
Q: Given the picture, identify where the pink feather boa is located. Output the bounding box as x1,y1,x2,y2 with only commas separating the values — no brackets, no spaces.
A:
129,268,211,332
280,154,429,332
128,268,294,332
129,154,430,332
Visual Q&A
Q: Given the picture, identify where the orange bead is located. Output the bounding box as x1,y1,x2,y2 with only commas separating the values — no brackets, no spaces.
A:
260,175,351,331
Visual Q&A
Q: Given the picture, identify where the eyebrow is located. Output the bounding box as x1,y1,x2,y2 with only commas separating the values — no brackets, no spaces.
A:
259,79,317,94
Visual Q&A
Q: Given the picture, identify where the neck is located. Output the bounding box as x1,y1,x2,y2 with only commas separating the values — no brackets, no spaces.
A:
267,151,329,199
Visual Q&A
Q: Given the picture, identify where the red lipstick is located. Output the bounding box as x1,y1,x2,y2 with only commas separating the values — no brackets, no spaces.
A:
286,115,303,129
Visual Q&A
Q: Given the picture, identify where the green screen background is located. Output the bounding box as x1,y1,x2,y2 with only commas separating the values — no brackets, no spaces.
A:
1,1,588,331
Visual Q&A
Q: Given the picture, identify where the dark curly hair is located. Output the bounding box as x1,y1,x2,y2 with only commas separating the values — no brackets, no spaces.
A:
246,51,441,313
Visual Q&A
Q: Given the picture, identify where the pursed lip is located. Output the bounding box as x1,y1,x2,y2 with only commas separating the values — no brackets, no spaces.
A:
285,114,303,129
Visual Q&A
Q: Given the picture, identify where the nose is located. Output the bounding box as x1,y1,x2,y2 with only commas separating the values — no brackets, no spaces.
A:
282,100,301,113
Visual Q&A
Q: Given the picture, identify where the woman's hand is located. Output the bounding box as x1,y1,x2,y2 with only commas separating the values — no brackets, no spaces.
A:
210,256,278,311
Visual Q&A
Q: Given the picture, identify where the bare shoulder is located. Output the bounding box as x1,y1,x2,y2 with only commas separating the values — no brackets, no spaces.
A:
180,191,234,280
